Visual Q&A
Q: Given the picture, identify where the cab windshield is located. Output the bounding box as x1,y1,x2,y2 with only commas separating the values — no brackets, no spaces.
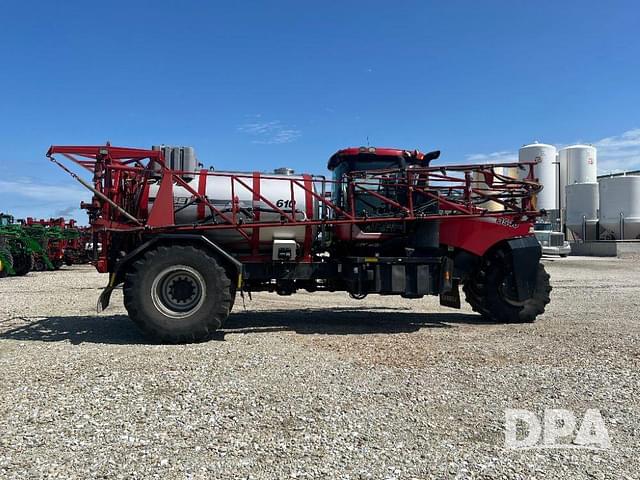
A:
331,155,403,208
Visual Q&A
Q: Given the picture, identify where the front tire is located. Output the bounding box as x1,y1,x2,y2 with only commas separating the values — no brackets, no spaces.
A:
13,251,33,276
463,253,551,323
33,255,45,271
124,245,232,343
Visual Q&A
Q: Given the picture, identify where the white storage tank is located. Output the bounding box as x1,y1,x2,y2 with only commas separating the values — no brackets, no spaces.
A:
149,171,318,253
471,169,502,211
558,145,597,208
565,183,599,239
501,165,519,179
471,165,522,212
599,175,640,239
518,142,557,211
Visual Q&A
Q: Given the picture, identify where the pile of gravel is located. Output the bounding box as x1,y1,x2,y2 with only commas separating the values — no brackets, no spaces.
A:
0,258,638,478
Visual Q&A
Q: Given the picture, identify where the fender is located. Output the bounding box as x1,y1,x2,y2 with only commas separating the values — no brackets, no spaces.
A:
439,215,533,256
452,234,542,302
504,236,542,301
97,234,242,312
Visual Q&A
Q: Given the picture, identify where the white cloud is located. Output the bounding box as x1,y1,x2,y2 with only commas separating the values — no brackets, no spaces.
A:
0,178,89,223
0,179,86,202
55,205,79,217
237,118,301,144
465,128,640,174
466,151,517,163
595,128,640,148
593,129,640,174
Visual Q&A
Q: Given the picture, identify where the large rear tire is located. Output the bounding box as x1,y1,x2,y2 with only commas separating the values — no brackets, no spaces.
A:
12,251,33,276
123,245,232,343
463,252,551,323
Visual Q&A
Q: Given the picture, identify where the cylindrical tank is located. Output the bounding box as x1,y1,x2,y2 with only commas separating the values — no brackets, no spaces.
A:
599,175,640,240
565,183,599,239
471,165,525,212
501,165,519,179
149,171,318,253
518,143,558,211
273,167,295,175
472,169,502,211
558,145,597,211
151,145,198,181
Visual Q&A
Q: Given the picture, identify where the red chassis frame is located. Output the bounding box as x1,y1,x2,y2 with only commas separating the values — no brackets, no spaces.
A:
46,145,543,273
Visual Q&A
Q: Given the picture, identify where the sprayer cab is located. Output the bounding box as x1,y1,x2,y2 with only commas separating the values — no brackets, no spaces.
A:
328,146,440,172
327,147,443,230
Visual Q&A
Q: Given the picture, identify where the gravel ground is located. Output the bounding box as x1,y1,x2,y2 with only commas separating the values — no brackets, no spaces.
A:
0,257,638,479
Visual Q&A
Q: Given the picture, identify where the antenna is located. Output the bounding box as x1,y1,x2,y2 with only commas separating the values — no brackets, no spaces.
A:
366,136,370,147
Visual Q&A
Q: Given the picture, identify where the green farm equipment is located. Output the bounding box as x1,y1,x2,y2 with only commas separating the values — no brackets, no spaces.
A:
22,218,72,270
21,222,55,271
0,213,41,276
0,235,14,277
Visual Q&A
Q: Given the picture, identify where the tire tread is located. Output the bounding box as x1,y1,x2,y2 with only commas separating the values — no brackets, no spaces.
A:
463,263,551,323
123,245,231,343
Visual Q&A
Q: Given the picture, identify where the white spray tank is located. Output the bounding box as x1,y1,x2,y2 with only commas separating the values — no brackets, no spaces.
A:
148,148,318,254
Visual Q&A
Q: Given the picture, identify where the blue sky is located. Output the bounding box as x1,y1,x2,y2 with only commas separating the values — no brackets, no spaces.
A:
1,0,639,222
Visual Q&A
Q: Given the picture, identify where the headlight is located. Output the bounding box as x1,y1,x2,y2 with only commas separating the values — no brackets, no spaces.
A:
542,240,548,246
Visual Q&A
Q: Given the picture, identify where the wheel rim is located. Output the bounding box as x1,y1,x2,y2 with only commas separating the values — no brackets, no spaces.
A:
498,274,527,307
151,265,206,318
